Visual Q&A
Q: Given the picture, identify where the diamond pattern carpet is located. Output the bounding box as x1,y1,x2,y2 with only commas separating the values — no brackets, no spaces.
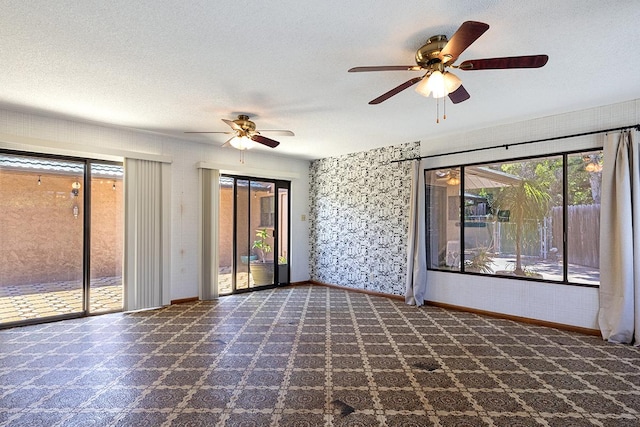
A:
0,284,639,426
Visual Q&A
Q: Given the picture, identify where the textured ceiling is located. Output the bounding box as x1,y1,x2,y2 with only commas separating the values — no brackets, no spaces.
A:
1,1,639,160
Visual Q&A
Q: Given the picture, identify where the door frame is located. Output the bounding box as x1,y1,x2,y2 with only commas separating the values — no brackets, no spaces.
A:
222,174,291,294
0,149,124,329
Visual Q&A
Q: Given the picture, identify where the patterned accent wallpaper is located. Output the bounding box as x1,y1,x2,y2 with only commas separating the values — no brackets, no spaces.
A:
308,142,420,295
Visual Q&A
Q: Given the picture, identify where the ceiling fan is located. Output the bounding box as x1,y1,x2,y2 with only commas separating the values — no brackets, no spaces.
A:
185,114,294,150
349,21,548,106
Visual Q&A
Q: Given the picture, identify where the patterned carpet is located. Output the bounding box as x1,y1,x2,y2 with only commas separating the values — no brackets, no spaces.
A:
0,284,639,426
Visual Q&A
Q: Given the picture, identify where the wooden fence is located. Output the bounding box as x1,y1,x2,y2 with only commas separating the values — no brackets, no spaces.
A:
551,204,600,268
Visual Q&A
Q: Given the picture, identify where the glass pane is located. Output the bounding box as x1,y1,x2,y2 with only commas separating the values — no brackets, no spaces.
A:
277,187,289,284
219,176,234,295
89,164,124,313
425,168,461,271
236,179,250,290
249,181,275,287
463,157,562,280
566,151,601,285
260,195,275,227
0,154,85,324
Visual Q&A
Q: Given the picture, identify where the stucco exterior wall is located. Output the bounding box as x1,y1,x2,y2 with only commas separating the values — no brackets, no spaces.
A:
0,170,123,286
90,177,123,278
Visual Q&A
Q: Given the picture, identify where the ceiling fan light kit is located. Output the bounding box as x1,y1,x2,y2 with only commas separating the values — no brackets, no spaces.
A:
229,136,257,150
349,21,548,122
414,69,462,99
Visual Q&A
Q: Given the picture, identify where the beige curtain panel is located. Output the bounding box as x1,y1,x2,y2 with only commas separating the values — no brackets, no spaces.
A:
405,159,427,306
598,130,640,345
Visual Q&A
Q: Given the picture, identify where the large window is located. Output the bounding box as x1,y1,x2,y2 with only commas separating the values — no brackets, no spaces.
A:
425,150,602,286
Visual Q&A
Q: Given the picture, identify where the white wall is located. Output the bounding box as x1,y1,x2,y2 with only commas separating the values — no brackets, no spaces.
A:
0,108,311,301
420,98,640,330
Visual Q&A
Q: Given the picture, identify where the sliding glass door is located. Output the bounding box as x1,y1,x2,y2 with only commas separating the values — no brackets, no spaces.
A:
0,151,123,327
218,175,290,295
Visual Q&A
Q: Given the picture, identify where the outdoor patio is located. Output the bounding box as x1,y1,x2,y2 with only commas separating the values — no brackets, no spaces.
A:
489,256,600,285
0,277,122,324
218,268,264,295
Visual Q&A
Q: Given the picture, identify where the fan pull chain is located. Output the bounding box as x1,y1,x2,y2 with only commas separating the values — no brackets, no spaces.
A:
443,96,447,121
435,96,448,124
239,150,245,164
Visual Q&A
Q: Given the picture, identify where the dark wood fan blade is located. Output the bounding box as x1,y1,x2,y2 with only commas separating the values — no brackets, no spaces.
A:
222,118,242,131
458,55,549,70
349,66,421,72
369,77,423,105
251,134,280,148
439,21,489,63
258,130,295,136
448,85,470,104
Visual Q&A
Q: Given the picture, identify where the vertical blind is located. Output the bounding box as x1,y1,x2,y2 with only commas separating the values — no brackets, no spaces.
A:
199,168,220,300
123,158,171,311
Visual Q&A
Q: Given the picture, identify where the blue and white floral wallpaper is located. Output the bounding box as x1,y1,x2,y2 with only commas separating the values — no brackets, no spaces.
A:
308,141,420,296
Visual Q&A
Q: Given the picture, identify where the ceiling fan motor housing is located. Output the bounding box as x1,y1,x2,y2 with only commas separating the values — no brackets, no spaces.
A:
415,35,448,68
235,115,256,133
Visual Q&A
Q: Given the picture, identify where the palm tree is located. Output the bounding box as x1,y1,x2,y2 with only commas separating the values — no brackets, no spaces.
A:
492,179,551,275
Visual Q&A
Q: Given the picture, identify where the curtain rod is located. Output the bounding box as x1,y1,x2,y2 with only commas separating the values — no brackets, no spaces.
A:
392,124,640,163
